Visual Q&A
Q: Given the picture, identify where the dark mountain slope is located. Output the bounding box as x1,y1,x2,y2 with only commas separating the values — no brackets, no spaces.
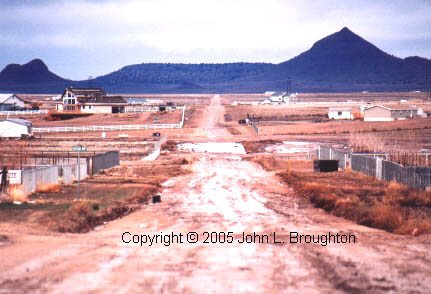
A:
277,27,430,83
93,62,275,85
0,59,67,84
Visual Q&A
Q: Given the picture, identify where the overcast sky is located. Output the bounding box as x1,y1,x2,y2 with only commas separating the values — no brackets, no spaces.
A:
0,0,430,80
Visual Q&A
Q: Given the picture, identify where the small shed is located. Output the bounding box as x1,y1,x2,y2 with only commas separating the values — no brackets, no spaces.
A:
328,107,352,120
0,119,32,138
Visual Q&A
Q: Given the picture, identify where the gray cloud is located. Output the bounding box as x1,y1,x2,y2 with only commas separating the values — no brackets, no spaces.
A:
0,0,429,80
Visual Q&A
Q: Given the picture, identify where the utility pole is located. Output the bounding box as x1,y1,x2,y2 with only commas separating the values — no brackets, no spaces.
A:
78,149,80,200
72,145,87,200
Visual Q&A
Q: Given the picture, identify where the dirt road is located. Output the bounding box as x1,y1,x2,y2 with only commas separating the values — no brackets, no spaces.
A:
1,95,430,293
1,155,431,293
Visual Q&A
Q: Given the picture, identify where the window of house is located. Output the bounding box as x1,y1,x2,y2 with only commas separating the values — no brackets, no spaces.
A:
338,112,342,116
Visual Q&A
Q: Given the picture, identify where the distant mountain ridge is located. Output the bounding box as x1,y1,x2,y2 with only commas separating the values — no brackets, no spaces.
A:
1,27,430,93
0,59,66,84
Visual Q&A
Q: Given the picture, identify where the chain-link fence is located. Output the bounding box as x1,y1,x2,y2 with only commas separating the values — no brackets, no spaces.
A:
21,166,59,194
351,154,431,190
317,145,348,169
92,151,120,175
61,162,88,183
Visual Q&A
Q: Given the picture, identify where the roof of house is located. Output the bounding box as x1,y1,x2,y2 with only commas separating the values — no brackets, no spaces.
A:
0,118,32,127
365,105,417,112
271,92,288,97
0,94,24,104
78,96,127,104
63,88,106,97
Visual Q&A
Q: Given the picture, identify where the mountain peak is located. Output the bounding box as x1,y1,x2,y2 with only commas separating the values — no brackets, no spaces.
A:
339,27,353,34
25,58,48,69
0,58,66,84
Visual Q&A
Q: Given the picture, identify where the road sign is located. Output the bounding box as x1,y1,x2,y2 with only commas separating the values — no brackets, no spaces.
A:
72,146,87,151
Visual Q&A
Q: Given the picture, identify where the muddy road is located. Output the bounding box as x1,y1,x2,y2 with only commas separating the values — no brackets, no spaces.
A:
1,155,431,293
1,95,430,293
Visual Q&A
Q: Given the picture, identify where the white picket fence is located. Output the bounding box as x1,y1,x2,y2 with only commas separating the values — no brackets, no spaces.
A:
0,110,48,116
33,123,181,133
126,105,183,112
33,106,186,133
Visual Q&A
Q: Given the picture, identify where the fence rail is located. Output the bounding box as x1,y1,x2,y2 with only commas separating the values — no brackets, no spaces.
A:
142,136,167,160
126,105,184,112
33,123,181,133
318,145,431,190
0,110,48,116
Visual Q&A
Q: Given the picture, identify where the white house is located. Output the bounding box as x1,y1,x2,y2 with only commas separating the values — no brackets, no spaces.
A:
0,94,26,111
328,107,353,120
269,92,298,104
0,119,32,138
270,92,288,103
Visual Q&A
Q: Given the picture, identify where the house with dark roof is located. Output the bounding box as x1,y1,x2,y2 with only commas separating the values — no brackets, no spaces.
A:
363,105,418,121
55,88,127,114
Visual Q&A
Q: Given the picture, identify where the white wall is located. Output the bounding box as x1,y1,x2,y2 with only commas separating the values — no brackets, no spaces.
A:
328,111,352,120
93,105,113,114
81,105,95,113
0,121,30,138
364,117,394,122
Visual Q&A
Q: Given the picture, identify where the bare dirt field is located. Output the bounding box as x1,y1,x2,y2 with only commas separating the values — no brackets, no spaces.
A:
1,93,431,293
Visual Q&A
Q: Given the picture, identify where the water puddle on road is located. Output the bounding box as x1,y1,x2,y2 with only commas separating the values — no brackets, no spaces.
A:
265,141,317,154
177,142,246,154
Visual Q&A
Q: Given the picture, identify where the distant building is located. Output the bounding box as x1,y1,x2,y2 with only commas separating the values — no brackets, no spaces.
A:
269,92,297,103
270,92,288,103
0,119,32,138
0,94,25,111
55,88,127,114
328,107,353,120
363,105,418,121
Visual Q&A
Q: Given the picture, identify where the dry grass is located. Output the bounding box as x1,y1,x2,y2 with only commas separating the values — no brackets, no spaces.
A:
266,118,431,136
36,184,61,193
227,128,241,135
127,186,158,204
55,200,133,233
7,185,28,202
252,156,312,172
278,169,431,235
